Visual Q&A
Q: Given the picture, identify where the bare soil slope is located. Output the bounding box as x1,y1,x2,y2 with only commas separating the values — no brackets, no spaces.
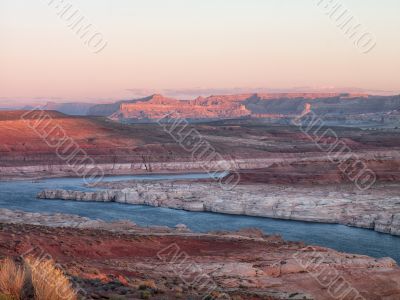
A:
1,223,399,299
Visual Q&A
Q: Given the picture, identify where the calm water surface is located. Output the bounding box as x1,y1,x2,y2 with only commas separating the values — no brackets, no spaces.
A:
0,173,399,263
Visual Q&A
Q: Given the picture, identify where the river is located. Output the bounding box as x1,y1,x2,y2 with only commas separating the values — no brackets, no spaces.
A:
1,173,399,263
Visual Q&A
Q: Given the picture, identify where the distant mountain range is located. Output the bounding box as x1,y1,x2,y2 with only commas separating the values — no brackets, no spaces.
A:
2,93,400,124
85,93,400,123
43,102,95,116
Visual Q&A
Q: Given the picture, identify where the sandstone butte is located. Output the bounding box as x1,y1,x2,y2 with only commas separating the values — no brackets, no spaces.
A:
84,93,400,122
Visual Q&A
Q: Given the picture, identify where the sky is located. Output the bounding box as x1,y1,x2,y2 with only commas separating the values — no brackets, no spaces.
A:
1,0,399,103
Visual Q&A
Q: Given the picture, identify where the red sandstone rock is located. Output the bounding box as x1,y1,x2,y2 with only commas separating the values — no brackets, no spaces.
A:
0,223,399,299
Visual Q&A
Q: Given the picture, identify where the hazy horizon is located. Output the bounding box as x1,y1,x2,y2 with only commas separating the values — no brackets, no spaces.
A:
1,86,399,108
1,0,400,103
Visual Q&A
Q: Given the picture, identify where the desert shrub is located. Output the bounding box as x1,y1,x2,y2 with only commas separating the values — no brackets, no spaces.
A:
138,279,156,290
24,256,77,300
0,258,25,300
0,294,16,300
140,290,151,299
174,292,183,298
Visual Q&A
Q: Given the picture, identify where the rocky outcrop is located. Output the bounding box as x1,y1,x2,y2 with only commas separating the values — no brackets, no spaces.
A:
0,208,102,228
0,208,193,234
110,94,251,121
38,181,400,236
87,94,172,116
1,222,400,299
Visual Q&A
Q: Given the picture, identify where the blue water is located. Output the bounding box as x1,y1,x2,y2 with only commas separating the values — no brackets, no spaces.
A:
0,173,399,263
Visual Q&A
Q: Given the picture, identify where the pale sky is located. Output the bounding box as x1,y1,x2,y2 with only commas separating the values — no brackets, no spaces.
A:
1,0,399,102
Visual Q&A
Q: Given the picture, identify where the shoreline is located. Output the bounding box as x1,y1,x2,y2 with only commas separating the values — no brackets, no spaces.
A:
0,170,225,182
1,214,400,299
2,149,399,181
37,181,400,237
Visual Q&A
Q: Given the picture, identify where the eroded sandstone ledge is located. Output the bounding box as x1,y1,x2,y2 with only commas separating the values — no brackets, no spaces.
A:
38,181,400,236
0,208,191,234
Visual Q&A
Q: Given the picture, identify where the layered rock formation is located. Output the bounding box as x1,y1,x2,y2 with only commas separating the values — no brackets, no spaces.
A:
38,181,400,236
110,94,251,121
85,93,400,123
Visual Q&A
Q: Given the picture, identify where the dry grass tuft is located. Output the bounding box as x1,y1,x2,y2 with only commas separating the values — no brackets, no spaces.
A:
0,258,25,300
24,256,77,300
